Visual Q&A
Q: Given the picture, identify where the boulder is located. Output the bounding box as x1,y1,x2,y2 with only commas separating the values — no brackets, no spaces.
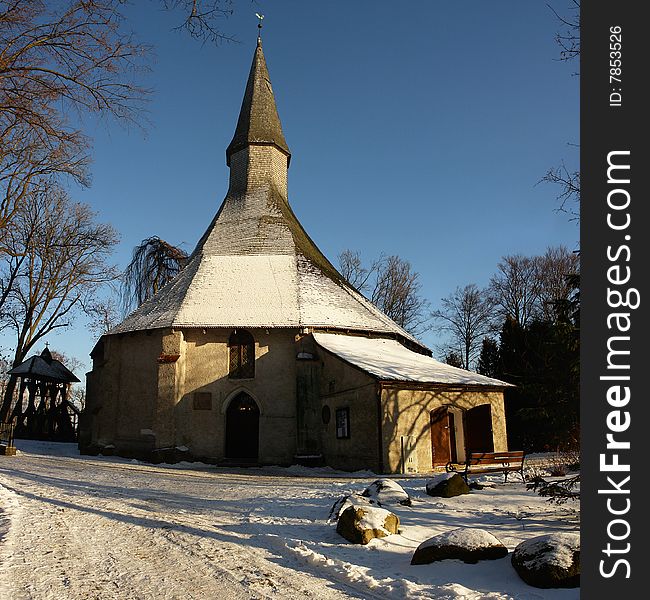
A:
425,473,470,498
511,532,580,588
362,478,411,506
411,528,508,565
336,505,400,545
328,493,375,522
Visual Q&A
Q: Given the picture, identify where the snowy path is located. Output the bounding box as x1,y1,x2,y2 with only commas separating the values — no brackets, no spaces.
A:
0,447,365,599
0,442,580,599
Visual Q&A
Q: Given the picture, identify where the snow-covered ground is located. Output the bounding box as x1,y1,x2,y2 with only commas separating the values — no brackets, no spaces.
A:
0,441,579,599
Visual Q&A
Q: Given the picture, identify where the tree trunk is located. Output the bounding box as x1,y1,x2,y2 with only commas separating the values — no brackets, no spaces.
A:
0,374,18,422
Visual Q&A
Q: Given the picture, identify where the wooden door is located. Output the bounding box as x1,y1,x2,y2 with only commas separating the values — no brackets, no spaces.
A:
448,412,458,463
430,407,451,467
225,392,260,460
465,404,494,454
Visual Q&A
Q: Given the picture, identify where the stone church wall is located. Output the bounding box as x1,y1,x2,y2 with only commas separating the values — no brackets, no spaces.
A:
83,330,162,456
175,327,298,464
83,327,508,474
317,346,381,472
84,327,300,464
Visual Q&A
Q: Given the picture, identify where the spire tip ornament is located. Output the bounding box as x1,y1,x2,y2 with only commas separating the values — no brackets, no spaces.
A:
255,13,264,43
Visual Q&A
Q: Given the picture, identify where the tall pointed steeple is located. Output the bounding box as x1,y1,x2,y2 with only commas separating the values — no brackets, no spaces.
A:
226,38,291,167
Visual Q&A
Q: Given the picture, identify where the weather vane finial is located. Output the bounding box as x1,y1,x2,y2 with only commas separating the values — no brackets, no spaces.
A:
255,13,264,43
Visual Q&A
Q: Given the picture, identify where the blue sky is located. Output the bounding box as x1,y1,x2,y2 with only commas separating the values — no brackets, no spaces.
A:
1,1,579,376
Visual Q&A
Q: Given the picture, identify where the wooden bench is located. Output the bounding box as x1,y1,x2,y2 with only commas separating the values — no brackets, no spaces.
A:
446,451,526,483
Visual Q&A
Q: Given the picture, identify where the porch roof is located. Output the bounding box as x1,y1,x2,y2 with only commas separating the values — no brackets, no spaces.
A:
8,348,80,383
312,333,513,387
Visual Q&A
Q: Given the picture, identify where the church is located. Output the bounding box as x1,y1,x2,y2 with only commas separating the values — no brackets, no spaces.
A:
80,37,511,474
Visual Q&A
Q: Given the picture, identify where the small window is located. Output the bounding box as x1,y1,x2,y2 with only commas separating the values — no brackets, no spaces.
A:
335,407,350,439
228,329,255,379
193,392,212,410
322,405,331,425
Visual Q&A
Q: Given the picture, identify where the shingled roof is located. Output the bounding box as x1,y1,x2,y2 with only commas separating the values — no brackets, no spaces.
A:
110,40,428,354
226,38,291,166
8,348,80,383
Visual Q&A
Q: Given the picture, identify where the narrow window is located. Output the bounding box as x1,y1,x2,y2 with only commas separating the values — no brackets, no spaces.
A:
335,407,350,439
321,405,331,425
228,329,255,379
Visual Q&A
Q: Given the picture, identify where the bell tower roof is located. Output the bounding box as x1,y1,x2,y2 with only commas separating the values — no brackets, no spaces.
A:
225,38,291,166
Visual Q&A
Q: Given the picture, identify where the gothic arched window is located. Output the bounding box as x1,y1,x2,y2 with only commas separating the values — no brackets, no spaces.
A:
228,329,255,379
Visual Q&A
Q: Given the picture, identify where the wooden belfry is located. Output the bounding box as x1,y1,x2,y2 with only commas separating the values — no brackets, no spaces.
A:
7,347,80,442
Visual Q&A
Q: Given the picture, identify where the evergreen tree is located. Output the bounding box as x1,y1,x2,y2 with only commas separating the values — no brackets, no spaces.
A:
477,338,500,378
497,313,579,452
443,352,464,368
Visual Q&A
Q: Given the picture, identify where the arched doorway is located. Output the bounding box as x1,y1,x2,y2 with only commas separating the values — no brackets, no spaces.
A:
225,392,260,461
464,404,494,454
430,407,458,467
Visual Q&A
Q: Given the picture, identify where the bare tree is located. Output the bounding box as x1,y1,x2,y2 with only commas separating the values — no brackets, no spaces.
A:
536,245,579,322
338,249,375,292
50,349,84,378
371,256,430,335
0,1,150,243
488,248,578,328
121,236,188,314
432,284,493,370
87,295,120,338
548,0,580,65
539,159,580,222
0,183,119,419
543,1,580,220
0,349,11,401
0,2,241,246
162,0,237,43
338,250,430,336
488,255,541,328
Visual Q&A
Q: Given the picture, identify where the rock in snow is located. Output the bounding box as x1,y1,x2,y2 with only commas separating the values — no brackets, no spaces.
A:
411,528,508,565
425,473,471,498
327,493,376,522
511,532,580,588
361,479,412,506
336,505,400,545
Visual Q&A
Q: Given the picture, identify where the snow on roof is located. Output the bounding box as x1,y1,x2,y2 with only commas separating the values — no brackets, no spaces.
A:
173,254,301,328
313,333,513,387
109,247,424,341
109,185,423,345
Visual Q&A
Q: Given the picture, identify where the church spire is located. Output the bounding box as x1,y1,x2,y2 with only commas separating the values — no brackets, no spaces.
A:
225,35,291,167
